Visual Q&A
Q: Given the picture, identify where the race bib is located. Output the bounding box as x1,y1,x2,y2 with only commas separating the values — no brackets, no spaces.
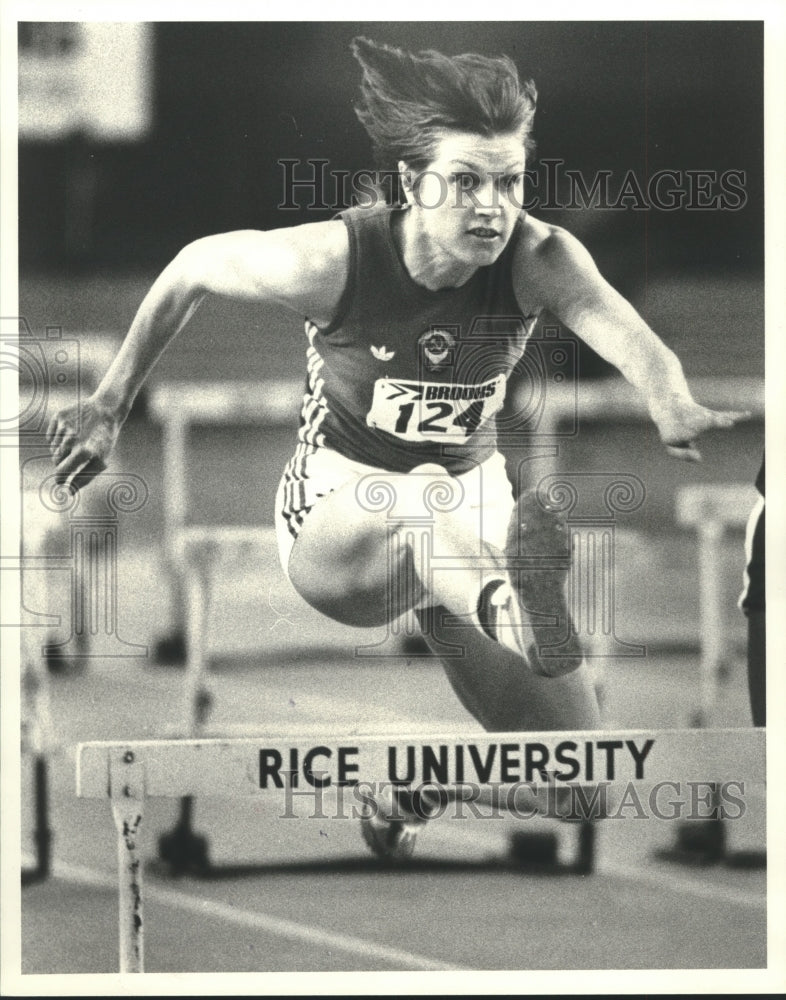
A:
366,375,507,443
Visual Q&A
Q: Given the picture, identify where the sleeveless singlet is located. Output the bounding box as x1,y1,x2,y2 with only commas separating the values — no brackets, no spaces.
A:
296,203,534,475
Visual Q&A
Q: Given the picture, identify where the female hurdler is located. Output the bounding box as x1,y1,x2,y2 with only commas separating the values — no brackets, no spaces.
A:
46,38,747,858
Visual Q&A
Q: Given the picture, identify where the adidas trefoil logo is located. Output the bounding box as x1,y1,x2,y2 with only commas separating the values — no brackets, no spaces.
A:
370,345,396,361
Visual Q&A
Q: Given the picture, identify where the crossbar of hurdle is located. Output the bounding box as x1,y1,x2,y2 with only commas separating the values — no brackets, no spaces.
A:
77,726,765,973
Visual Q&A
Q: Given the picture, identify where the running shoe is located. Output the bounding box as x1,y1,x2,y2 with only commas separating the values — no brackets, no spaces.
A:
501,488,583,676
359,786,438,861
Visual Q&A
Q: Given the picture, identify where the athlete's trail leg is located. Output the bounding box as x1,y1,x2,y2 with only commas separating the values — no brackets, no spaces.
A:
418,605,601,731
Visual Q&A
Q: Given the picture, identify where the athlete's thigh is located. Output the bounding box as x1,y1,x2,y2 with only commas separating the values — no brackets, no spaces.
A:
418,605,601,732
287,477,422,627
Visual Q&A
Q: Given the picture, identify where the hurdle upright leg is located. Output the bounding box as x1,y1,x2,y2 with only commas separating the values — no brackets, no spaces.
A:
157,532,220,875
21,642,54,884
693,517,725,728
180,537,219,734
154,411,189,663
109,751,145,973
21,516,56,885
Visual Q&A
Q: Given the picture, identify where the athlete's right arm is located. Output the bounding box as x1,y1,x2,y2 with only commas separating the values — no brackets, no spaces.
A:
45,222,349,489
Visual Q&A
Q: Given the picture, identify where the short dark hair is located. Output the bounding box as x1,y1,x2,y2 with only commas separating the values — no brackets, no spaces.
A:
350,36,537,173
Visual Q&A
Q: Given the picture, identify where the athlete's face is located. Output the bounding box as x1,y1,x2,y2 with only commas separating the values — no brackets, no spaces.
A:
401,130,526,268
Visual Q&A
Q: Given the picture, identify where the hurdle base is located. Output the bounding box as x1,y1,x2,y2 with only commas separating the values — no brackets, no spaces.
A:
22,754,52,887
509,830,559,871
399,634,432,657
656,818,766,870
655,817,727,867
725,849,767,870
576,819,596,875
21,831,52,886
21,868,48,886
508,820,595,876
44,633,89,676
157,796,211,876
21,845,52,886
151,630,187,666
157,827,211,876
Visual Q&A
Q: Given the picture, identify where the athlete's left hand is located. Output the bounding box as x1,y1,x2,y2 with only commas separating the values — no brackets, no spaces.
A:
648,394,751,462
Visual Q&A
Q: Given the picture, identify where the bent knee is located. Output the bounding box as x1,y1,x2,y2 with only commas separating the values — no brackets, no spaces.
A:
286,468,458,626
289,570,411,627
288,530,421,627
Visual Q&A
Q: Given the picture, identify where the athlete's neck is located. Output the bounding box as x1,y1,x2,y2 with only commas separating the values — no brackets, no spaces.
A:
395,208,478,291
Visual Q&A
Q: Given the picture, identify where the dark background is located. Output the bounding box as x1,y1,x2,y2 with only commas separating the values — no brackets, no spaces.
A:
20,20,764,284
16,20,765,532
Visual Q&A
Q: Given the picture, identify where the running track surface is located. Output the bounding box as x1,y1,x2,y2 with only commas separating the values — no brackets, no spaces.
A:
15,652,766,980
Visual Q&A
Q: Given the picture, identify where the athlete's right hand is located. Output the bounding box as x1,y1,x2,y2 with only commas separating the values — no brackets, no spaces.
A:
45,395,123,492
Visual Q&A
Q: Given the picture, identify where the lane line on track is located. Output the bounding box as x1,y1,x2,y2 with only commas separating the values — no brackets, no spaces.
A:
23,855,469,972
596,858,766,910
432,825,765,910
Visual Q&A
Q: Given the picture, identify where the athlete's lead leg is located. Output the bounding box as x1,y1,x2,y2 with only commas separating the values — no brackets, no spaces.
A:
287,465,511,632
287,464,582,678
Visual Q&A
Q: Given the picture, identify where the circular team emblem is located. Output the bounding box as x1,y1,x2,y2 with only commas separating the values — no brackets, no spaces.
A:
418,328,456,371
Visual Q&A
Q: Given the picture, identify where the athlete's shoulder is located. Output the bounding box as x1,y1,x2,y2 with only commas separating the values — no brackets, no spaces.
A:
265,219,350,323
190,219,349,284
276,205,394,280
512,216,600,310
339,201,395,224
269,218,350,272
514,215,589,265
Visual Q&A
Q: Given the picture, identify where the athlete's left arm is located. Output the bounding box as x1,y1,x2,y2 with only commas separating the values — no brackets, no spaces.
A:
517,227,750,462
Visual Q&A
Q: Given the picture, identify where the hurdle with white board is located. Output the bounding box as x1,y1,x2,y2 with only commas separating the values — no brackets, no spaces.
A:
152,476,765,872
676,482,758,728
77,726,765,973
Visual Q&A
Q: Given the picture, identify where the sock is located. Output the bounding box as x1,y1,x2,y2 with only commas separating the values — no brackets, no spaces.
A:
476,578,505,640
475,578,531,662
